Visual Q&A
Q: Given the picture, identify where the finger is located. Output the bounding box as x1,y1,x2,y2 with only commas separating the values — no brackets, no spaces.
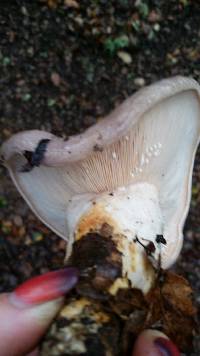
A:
132,329,180,356
0,268,78,356
26,349,39,356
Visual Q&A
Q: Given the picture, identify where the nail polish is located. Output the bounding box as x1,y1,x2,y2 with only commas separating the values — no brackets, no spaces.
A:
154,337,180,356
12,267,78,305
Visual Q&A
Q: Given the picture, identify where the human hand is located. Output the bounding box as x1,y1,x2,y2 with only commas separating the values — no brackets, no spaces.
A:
0,268,180,356
0,268,78,356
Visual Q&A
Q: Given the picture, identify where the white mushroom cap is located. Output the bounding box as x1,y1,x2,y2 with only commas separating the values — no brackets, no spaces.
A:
1,76,200,268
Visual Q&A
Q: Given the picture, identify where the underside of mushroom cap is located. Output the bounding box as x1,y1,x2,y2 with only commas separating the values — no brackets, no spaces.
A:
1,76,200,268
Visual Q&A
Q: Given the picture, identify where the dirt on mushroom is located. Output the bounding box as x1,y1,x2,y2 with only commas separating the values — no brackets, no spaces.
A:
0,1,200,355
41,230,196,355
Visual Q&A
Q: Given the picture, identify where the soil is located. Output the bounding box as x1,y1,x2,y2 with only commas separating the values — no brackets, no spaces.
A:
0,1,200,355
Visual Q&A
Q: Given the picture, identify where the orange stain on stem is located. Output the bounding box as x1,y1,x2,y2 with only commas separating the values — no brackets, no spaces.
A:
75,204,116,241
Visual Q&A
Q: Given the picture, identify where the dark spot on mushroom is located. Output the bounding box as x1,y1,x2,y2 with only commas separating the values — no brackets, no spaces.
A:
68,232,122,300
134,236,155,256
146,241,156,255
156,234,167,245
109,192,114,196
92,201,96,205
22,139,50,172
93,144,103,152
68,151,71,154
21,162,33,173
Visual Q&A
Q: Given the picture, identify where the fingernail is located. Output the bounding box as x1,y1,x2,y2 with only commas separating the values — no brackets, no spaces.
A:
10,268,78,306
154,337,180,356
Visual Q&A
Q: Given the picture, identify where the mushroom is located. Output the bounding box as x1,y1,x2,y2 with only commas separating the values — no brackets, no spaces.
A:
1,76,200,296
1,77,200,286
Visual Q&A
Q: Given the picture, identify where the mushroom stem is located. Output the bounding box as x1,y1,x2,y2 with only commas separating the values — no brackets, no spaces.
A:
66,182,163,294
41,193,195,355
41,184,161,355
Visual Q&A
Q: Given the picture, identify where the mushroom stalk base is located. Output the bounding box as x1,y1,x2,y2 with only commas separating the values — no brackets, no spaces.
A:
40,229,196,355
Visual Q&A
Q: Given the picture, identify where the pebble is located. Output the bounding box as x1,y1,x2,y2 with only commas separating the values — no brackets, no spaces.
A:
21,6,28,16
148,10,161,23
64,0,79,8
134,77,146,87
153,23,160,32
51,72,61,87
13,215,23,227
24,235,32,245
117,51,132,64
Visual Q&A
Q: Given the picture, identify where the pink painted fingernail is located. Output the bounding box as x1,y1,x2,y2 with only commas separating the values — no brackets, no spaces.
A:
154,337,180,356
11,268,78,305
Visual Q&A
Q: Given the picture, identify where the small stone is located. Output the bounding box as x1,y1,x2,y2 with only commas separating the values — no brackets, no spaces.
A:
13,215,23,227
117,51,132,64
51,72,61,87
22,93,31,102
27,47,34,56
2,57,11,66
64,0,79,8
74,16,84,26
153,23,160,32
21,6,28,16
148,10,161,23
17,79,25,86
47,98,56,107
24,235,32,245
134,77,145,87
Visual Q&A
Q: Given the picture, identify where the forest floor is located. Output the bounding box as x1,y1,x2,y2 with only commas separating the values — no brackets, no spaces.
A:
0,1,200,355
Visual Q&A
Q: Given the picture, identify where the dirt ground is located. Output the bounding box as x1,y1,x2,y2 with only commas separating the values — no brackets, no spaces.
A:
0,1,200,355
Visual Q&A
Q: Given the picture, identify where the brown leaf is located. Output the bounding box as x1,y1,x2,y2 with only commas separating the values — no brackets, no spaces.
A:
145,271,196,351
162,272,195,316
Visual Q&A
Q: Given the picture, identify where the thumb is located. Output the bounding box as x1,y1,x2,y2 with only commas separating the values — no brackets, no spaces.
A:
132,329,180,356
0,268,78,356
